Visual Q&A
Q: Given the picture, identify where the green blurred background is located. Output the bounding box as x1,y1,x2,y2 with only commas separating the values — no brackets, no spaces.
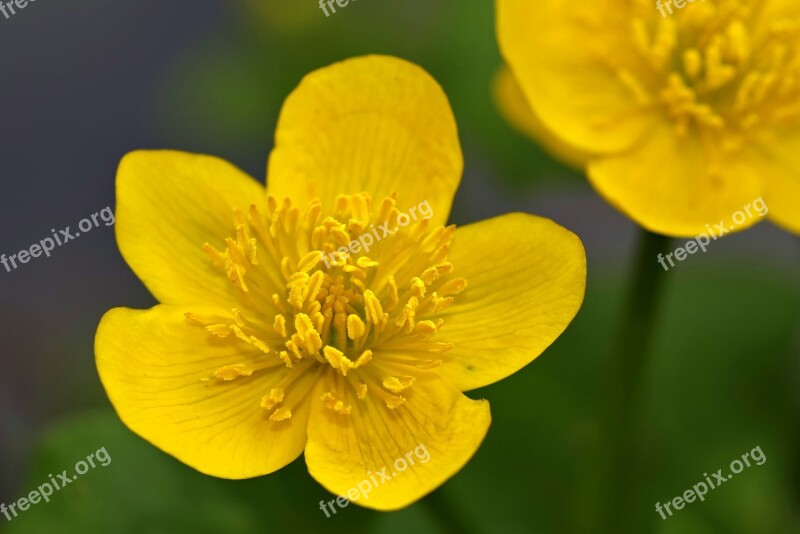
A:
0,1,798,533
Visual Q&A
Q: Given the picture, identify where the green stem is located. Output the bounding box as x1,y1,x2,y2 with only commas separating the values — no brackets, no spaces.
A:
592,229,672,533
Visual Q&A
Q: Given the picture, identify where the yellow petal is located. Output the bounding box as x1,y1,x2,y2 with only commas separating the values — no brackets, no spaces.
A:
95,305,316,478
305,368,490,510
766,173,800,235
496,0,659,153
493,66,590,170
267,55,462,227
116,150,266,306
588,122,764,237
743,133,800,235
436,213,586,391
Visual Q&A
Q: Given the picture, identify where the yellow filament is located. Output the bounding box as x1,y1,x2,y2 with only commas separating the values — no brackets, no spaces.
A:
189,193,470,412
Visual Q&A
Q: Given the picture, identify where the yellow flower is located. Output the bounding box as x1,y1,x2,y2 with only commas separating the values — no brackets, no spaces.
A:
493,66,590,171
95,55,586,510
496,0,800,236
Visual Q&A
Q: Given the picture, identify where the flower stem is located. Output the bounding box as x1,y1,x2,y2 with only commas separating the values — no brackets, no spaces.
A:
591,229,672,533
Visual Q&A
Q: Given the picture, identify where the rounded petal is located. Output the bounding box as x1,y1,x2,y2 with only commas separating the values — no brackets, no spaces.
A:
267,55,463,227
766,169,800,235
588,123,765,237
745,133,800,235
96,305,315,479
305,368,490,510
116,150,266,306
493,66,591,170
496,0,659,153
436,213,587,392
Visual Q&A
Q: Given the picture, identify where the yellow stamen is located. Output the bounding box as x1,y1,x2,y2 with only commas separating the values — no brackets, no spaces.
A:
347,314,366,340
213,364,254,381
269,407,292,421
382,376,415,393
261,388,285,410
196,194,471,410
321,392,352,415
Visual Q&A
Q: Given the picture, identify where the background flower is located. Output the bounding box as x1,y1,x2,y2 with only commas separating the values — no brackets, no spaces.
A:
496,0,800,236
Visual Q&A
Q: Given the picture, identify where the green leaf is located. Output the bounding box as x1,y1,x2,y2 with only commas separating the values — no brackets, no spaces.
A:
5,411,375,534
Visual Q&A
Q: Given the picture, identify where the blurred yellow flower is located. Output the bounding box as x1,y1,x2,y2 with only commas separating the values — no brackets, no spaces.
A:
496,0,800,236
95,55,586,510
493,67,590,170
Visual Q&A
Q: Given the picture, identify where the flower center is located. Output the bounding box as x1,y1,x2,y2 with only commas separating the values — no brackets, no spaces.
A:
596,0,799,149
186,193,466,420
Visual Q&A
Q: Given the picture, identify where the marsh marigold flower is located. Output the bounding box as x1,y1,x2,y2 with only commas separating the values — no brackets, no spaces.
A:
95,55,586,510
496,0,800,236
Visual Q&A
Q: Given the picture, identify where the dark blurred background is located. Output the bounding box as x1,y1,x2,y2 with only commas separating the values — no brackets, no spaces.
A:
1,1,798,533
